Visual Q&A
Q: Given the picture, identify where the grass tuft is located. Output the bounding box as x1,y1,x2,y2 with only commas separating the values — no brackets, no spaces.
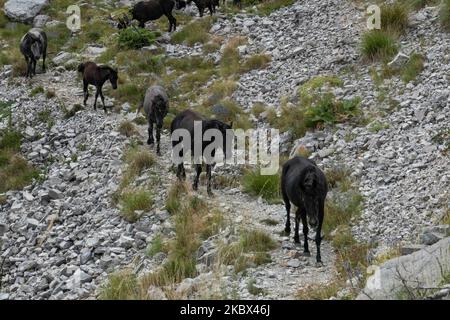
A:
242,168,280,203
361,30,398,61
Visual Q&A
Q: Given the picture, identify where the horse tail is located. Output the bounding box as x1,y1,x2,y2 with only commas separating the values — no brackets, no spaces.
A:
77,63,85,73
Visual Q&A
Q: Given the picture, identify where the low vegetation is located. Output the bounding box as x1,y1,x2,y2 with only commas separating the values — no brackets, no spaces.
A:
0,128,39,193
171,17,215,46
380,3,409,36
118,27,159,50
242,167,280,203
268,76,362,140
120,189,153,222
118,120,139,137
361,30,398,61
440,0,450,31
218,229,277,273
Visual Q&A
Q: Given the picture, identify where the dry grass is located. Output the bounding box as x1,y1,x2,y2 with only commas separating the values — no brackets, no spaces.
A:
118,120,139,137
120,189,153,222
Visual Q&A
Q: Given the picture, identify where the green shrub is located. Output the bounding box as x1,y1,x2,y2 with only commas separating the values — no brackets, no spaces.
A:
381,3,409,35
440,0,450,31
171,17,215,46
99,269,140,300
242,168,280,203
401,53,424,82
120,189,153,222
118,28,158,49
361,30,398,61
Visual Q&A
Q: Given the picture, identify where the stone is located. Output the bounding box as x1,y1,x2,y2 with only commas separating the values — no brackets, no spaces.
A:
33,14,49,28
48,189,63,200
4,0,49,23
26,218,40,228
358,238,450,300
287,259,301,268
18,260,37,272
0,223,7,236
79,248,92,265
70,269,92,287
147,286,167,300
118,235,134,249
400,244,426,256
387,52,410,69
22,191,34,201
420,231,444,246
52,52,73,66
0,293,9,300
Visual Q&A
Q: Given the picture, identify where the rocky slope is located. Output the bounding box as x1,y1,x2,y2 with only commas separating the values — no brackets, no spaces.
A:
0,0,449,300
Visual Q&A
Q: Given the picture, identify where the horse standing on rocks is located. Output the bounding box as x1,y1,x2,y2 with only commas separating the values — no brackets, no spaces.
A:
137,85,169,155
281,156,328,264
170,110,233,196
20,28,47,78
77,62,118,113
188,0,217,17
120,0,183,32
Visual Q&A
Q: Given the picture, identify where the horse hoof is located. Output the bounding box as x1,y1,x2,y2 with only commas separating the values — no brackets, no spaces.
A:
303,251,311,257
147,140,154,146
294,237,300,244
284,227,291,234
315,261,324,267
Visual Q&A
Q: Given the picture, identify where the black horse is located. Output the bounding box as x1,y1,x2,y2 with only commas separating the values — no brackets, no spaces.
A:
188,0,217,17
170,110,232,196
20,28,47,78
137,85,169,155
281,156,328,264
120,0,182,32
77,62,118,113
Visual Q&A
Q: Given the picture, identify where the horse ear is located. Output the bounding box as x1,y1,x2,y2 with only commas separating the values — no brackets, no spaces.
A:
229,121,233,128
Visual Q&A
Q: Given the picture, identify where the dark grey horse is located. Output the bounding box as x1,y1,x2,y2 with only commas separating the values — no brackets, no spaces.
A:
137,85,169,155
78,62,118,113
281,156,328,264
20,28,47,78
170,110,232,196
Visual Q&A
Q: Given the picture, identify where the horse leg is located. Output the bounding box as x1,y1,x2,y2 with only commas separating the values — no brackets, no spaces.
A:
139,20,145,28
42,47,46,73
166,13,176,32
294,208,301,243
315,200,325,264
208,4,214,15
193,164,201,191
99,88,107,113
206,164,213,196
24,56,30,78
94,87,99,111
147,119,154,145
301,208,310,255
33,58,37,76
282,187,291,234
83,80,89,106
156,123,162,155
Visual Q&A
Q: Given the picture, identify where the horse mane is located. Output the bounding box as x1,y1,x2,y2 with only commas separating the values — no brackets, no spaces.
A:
99,65,118,76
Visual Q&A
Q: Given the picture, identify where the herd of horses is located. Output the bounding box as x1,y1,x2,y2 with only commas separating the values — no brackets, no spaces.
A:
17,1,328,264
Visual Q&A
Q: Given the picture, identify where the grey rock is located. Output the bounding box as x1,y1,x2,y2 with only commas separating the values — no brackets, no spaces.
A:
358,238,450,300
33,14,49,28
0,223,7,236
0,293,9,300
400,244,426,256
52,52,73,66
420,231,444,246
287,259,301,268
4,0,49,23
